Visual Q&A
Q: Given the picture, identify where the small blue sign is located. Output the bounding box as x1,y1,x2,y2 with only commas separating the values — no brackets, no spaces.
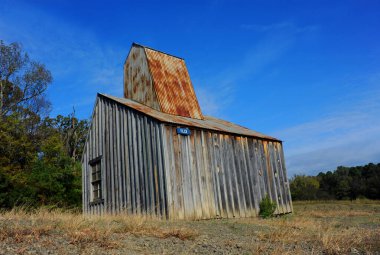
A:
176,127,191,136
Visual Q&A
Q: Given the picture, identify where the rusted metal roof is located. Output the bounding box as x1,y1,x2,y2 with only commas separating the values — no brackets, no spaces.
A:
124,45,161,111
132,43,204,120
100,93,280,141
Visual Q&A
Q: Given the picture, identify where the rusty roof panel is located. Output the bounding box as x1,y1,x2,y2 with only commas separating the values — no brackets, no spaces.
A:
143,47,204,120
124,46,161,111
101,94,280,141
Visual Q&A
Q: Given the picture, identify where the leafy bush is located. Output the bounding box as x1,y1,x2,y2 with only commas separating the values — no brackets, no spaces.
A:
290,175,320,200
259,195,276,218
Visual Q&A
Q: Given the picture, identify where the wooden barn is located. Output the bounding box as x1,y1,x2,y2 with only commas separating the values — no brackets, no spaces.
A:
81,43,293,219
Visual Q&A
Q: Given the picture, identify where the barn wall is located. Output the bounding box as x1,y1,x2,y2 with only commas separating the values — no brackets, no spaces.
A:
82,97,105,214
82,96,167,216
82,96,292,218
162,125,292,220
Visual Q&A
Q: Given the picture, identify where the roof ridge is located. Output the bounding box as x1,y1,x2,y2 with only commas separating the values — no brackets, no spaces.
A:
132,42,184,60
204,115,251,130
98,93,281,142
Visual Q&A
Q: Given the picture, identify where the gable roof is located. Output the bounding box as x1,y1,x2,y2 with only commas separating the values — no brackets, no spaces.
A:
100,93,280,142
124,43,203,120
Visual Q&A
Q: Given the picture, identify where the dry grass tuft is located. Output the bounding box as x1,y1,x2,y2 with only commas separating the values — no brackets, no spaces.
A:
156,227,198,240
0,207,198,251
0,201,378,254
67,227,118,249
318,227,380,254
0,225,53,243
240,200,380,254
304,210,373,218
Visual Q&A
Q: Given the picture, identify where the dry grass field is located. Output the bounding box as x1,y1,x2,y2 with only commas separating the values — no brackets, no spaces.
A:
0,200,379,255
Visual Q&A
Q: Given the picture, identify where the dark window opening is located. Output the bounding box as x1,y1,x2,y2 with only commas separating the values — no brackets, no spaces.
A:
89,156,102,203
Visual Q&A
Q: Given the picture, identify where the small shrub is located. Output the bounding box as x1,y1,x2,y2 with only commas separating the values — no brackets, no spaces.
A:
259,195,276,218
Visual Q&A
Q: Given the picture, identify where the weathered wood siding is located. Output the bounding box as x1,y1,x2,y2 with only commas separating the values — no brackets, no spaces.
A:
82,96,292,218
162,125,292,219
82,96,167,216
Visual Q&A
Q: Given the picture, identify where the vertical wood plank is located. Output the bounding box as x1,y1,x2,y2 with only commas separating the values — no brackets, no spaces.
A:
172,127,185,219
271,142,284,214
151,120,159,215
193,130,206,219
246,138,259,216
223,136,236,217
161,125,172,219
201,131,214,218
240,137,254,217
119,105,126,213
189,131,202,219
167,126,177,219
276,142,290,213
127,110,135,213
132,111,141,214
123,108,130,214
208,133,221,217
268,142,281,214
144,117,152,215
259,140,269,199
138,115,146,215
104,100,111,214
278,142,293,213
218,134,230,218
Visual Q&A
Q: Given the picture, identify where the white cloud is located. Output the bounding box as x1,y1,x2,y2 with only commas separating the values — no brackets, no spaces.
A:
286,140,380,176
275,82,380,176
196,83,235,117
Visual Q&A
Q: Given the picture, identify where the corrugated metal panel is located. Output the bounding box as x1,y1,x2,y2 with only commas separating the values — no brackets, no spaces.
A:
124,45,161,111
142,45,204,120
101,93,280,142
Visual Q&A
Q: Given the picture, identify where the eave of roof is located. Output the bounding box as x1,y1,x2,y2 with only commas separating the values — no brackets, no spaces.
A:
99,93,281,142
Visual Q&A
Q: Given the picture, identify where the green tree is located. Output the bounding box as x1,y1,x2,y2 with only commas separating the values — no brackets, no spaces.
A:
28,134,82,207
335,178,351,200
41,113,89,161
0,40,86,209
0,113,36,173
317,171,337,199
290,175,320,200
364,163,380,199
0,40,52,117
0,171,12,208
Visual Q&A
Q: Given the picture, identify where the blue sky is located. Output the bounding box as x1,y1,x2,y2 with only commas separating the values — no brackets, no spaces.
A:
1,0,379,175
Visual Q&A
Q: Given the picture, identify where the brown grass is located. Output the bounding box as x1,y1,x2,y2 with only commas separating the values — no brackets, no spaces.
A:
0,207,198,250
251,218,379,255
246,200,380,254
0,201,379,254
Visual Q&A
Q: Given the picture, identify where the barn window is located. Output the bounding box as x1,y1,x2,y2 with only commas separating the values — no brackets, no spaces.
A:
89,156,103,203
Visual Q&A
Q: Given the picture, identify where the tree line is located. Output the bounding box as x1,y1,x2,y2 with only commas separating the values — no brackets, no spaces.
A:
290,163,380,200
1,40,378,210
0,40,88,209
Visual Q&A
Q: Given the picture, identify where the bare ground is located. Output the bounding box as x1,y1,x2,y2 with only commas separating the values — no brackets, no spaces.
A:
0,200,379,255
